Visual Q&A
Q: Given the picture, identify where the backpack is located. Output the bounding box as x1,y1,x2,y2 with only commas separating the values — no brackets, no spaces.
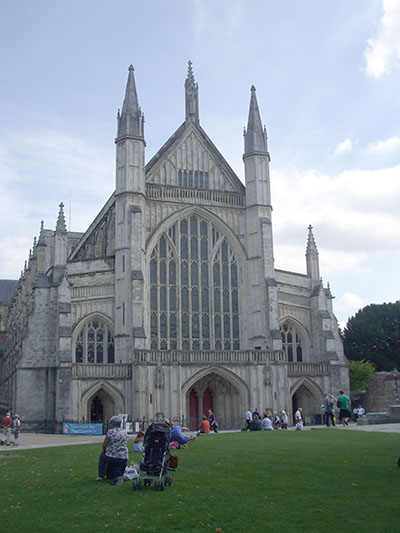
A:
337,398,342,408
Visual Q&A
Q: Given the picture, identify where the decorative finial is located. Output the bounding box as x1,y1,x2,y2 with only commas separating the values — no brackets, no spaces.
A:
188,60,193,76
129,64,134,72
56,202,67,233
251,85,256,92
185,60,199,124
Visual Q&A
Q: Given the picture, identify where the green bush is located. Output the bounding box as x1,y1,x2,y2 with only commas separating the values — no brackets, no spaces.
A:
349,359,375,391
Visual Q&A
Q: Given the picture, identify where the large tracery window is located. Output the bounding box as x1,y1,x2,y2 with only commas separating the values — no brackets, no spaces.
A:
150,215,240,351
75,318,115,363
280,322,303,362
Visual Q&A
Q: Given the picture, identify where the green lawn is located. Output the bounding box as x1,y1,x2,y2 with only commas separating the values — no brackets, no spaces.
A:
1,430,399,532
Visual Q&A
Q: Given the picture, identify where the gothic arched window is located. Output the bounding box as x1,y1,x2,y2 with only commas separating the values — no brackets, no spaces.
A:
75,318,114,363
280,322,303,362
150,215,240,351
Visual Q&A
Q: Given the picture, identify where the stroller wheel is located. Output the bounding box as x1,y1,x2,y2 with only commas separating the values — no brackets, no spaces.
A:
144,478,152,487
133,480,142,490
164,475,173,486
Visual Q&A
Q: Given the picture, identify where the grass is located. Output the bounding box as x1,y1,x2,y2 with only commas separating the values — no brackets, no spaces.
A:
1,429,399,532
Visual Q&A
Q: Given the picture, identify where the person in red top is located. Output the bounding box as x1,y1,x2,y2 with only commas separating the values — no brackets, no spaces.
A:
2,412,12,446
197,416,210,435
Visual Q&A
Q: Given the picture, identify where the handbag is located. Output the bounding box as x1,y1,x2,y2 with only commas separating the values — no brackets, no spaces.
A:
169,453,179,470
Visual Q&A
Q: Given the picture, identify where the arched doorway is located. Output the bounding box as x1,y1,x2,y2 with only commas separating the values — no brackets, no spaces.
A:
187,372,241,430
291,382,320,425
87,388,115,424
189,389,199,430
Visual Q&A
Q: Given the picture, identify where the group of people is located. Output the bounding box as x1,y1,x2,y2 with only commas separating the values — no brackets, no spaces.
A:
1,411,21,446
197,408,218,435
97,414,202,485
321,390,352,427
245,408,290,431
352,405,365,421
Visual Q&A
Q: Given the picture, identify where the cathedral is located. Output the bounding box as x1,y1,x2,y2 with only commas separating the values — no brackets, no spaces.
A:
0,63,349,432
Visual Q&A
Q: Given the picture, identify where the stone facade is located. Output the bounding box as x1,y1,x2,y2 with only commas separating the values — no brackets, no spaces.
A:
0,63,349,432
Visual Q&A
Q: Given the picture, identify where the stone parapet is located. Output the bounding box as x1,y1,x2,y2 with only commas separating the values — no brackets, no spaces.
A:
132,349,286,365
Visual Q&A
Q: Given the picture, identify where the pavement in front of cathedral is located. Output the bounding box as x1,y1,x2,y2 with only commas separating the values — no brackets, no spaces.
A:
1,423,399,452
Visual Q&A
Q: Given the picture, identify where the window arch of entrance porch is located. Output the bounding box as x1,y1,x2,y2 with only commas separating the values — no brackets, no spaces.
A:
290,377,323,417
290,377,323,400
181,365,250,403
80,380,125,421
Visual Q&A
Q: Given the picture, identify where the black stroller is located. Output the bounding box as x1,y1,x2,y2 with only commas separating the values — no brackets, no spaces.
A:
133,422,173,491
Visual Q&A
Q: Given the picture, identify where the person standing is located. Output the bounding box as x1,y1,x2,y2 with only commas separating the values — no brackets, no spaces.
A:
13,415,21,446
207,408,218,433
295,407,304,430
1,411,12,446
322,393,335,427
337,390,351,426
280,410,289,429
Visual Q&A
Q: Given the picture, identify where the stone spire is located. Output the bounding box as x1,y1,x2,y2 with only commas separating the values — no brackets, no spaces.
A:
38,220,45,243
117,65,144,140
56,203,67,234
185,60,199,125
244,85,269,155
306,225,320,280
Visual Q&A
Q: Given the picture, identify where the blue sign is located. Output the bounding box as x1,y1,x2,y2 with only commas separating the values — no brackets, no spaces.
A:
62,423,103,435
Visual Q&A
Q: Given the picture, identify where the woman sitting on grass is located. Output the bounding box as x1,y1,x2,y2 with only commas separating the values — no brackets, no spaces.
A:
166,419,196,447
197,416,210,435
96,415,129,486
133,430,145,452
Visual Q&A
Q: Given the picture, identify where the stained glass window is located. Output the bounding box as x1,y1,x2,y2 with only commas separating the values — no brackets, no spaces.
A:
280,322,304,362
149,216,240,350
74,318,114,363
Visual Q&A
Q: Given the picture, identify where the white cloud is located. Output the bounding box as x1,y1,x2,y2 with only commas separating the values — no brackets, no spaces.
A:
271,163,400,278
363,135,400,153
333,137,353,156
364,0,400,78
335,292,365,322
0,129,114,278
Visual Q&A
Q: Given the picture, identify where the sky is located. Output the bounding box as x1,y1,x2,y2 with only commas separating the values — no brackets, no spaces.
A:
1,0,399,328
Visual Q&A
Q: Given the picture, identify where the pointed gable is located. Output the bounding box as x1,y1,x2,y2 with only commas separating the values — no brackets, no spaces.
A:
145,61,245,205
145,121,244,194
68,194,115,262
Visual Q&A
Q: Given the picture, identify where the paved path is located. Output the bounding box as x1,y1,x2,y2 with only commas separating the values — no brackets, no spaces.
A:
1,422,399,452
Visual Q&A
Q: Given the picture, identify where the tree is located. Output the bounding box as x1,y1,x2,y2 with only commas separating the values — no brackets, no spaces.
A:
349,359,375,391
343,301,400,371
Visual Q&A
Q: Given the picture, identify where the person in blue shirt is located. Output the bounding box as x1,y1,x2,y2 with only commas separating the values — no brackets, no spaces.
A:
167,420,196,446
